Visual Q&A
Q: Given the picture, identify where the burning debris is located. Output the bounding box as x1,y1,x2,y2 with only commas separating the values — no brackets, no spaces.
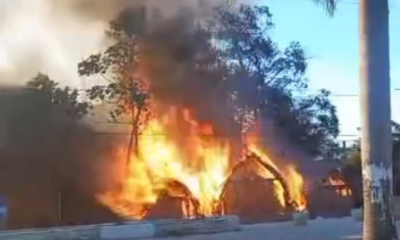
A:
96,107,307,220
322,169,353,196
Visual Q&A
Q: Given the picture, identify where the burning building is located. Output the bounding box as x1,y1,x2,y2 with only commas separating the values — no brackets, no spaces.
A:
86,106,307,223
76,2,345,224
82,1,358,223
0,1,355,230
0,86,349,229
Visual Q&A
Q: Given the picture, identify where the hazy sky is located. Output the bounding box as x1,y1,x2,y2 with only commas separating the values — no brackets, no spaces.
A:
0,0,109,86
0,0,398,142
265,0,400,141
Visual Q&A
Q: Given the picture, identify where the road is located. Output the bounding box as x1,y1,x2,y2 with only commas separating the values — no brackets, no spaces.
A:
147,217,367,240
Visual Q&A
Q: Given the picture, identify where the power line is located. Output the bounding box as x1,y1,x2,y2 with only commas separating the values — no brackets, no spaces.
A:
88,120,362,137
275,0,400,7
76,87,360,97
91,131,360,138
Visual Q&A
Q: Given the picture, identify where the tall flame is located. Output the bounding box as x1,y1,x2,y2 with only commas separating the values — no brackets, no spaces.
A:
248,144,307,211
97,107,307,219
98,108,231,218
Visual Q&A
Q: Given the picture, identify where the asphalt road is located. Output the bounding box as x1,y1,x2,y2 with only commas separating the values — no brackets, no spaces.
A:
146,217,366,240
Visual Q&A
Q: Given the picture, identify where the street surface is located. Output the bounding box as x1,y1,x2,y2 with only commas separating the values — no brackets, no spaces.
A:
146,217,379,240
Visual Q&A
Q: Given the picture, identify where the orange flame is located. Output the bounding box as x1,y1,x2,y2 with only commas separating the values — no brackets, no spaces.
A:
98,108,230,218
97,108,307,218
248,144,307,212
327,177,352,196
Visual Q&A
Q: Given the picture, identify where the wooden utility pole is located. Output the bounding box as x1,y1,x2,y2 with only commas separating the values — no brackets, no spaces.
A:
359,0,398,239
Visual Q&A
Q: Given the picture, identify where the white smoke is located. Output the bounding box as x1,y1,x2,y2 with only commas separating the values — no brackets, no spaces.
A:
0,0,233,88
0,0,110,87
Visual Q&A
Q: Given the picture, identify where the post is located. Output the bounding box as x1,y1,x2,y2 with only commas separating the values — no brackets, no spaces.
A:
359,0,398,239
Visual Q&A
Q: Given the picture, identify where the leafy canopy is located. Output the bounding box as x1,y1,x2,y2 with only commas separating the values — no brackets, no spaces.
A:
212,4,339,156
78,3,339,157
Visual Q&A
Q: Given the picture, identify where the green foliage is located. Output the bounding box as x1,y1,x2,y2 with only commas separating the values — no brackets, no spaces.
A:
88,81,150,124
343,122,400,170
311,0,338,16
213,4,339,156
268,89,339,156
27,72,91,120
342,122,400,181
3,73,90,150
77,3,338,157
342,141,361,174
78,19,150,126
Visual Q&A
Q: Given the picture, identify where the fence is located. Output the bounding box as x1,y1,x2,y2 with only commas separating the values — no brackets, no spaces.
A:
0,176,357,230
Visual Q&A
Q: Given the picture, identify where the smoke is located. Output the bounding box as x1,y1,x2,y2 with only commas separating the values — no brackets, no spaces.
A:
0,0,228,87
124,3,239,139
0,0,238,128
49,0,216,22
0,1,104,87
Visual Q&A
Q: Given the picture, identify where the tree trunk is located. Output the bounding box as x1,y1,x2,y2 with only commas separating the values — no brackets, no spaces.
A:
359,0,398,239
126,107,142,169
126,125,137,166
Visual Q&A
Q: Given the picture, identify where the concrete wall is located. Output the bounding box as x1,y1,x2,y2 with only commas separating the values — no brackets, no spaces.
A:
0,216,240,240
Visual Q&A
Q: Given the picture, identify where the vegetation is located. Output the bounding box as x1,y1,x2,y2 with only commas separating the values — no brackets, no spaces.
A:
26,73,91,121
16,73,92,185
78,19,151,165
77,4,339,158
342,122,400,197
212,4,339,156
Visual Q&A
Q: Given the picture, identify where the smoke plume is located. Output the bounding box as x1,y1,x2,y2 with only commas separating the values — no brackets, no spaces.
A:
0,0,226,87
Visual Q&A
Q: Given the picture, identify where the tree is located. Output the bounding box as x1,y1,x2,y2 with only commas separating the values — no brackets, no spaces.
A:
357,0,396,237
5,73,90,150
78,20,151,168
24,73,92,192
315,0,397,236
76,2,339,189
8,74,122,227
311,0,337,16
76,2,339,162
341,140,363,208
0,73,93,227
342,122,400,207
27,73,90,121
211,4,339,157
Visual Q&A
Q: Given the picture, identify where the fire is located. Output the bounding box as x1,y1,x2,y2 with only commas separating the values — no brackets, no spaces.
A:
98,108,307,219
286,166,307,211
98,108,230,218
248,145,307,212
327,177,352,196
139,115,230,215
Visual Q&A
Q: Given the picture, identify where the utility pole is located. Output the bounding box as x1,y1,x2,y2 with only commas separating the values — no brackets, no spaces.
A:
359,0,398,239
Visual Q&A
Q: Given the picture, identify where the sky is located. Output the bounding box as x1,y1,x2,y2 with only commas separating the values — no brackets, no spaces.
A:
264,0,400,141
0,0,397,142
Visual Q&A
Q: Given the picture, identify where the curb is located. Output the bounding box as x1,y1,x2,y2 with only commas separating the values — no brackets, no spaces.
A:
0,215,240,240
100,222,155,239
153,215,241,237
0,222,153,240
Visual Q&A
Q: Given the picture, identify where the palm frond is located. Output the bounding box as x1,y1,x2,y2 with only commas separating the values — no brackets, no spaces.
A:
311,0,338,16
